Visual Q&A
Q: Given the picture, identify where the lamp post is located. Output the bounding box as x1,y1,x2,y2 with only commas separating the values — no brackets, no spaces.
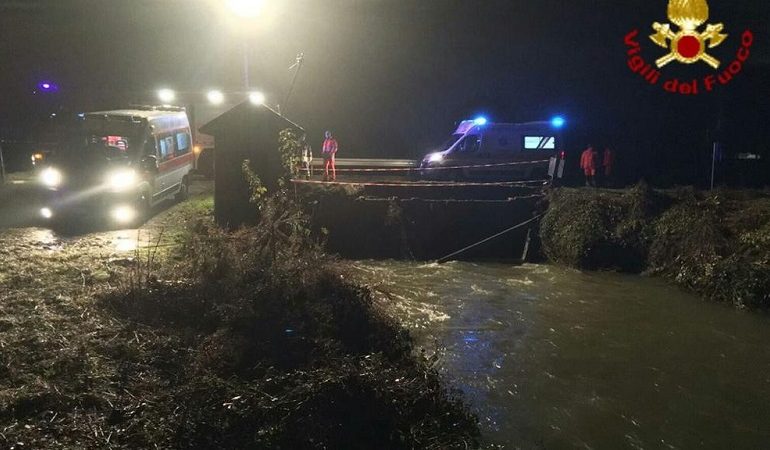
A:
242,41,250,89
226,0,264,89
0,142,6,185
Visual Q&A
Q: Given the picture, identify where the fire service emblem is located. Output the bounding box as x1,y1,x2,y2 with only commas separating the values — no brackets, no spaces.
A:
650,0,727,69
623,0,754,95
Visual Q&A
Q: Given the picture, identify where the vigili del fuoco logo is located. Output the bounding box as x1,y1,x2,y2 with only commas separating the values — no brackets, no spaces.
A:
624,0,754,95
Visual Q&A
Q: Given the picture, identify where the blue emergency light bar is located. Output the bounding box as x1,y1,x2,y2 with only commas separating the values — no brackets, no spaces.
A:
38,81,59,93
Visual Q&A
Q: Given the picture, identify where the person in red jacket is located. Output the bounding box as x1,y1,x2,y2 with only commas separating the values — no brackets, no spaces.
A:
321,130,338,181
580,145,598,187
602,147,615,186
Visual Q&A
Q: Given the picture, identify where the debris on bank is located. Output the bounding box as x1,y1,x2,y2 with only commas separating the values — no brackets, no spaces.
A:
0,190,480,449
541,184,770,309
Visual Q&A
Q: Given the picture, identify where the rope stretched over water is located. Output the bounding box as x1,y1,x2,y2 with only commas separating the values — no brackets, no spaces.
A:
435,213,545,264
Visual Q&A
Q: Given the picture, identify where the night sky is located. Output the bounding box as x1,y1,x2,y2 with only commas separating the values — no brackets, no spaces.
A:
1,0,769,185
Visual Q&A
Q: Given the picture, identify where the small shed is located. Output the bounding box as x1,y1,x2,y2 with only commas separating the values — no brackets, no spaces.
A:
200,102,303,228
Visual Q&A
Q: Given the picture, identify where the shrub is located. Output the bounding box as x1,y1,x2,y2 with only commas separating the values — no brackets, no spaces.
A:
647,196,725,287
541,186,770,309
99,188,481,448
541,184,661,271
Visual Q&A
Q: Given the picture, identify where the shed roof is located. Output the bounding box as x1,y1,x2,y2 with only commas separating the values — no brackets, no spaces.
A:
200,102,304,136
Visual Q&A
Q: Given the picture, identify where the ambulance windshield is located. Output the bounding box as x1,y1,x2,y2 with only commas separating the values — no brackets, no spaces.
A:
58,117,145,158
441,134,463,151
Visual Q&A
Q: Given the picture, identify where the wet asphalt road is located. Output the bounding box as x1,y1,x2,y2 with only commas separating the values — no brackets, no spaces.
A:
0,172,211,260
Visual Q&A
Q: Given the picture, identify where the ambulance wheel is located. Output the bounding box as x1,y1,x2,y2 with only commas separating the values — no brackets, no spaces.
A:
175,177,189,201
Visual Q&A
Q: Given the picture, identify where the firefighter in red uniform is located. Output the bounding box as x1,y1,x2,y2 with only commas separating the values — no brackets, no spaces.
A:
602,147,614,187
580,145,598,187
322,130,338,181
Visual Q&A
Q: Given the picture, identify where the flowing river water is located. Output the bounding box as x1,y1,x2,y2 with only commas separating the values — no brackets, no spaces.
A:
350,261,770,449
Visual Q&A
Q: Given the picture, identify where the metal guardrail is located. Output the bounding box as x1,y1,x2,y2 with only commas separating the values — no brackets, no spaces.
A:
300,157,561,184
310,158,418,168
308,158,551,173
291,179,548,187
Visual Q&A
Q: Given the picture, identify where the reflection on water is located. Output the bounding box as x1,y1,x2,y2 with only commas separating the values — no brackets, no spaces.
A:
0,226,146,255
112,234,138,252
351,261,770,449
30,228,59,248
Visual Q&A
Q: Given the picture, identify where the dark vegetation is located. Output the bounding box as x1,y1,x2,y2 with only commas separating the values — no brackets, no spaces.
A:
0,130,479,448
100,194,479,449
541,185,770,309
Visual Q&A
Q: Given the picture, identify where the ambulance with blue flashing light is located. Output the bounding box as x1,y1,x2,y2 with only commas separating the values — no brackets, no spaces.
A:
38,106,194,224
420,116,567,180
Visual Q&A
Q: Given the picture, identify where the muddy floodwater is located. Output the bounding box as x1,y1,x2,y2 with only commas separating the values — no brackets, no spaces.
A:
351,261,770,449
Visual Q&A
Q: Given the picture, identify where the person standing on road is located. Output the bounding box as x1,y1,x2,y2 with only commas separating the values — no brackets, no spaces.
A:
580,145,598,187
602,147,615,187
322,130,338,182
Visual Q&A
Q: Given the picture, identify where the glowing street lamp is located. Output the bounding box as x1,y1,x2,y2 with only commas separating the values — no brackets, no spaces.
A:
157,88,176,104
225,0,266,88
207,90,225,105
226,0,264,19
249,91,265,105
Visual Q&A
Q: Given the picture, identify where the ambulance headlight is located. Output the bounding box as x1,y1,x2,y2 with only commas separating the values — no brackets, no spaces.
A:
40,207,53,219
428,153,444,163
111,205,136,224
107,169,137,191
40,168,63,187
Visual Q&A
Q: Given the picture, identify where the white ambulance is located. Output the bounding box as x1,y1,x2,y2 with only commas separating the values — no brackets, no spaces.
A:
38,106,195,224
420,117,566,180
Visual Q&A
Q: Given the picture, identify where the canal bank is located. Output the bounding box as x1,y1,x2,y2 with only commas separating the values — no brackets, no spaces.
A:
296,182,544,261
541,185,770,309
295,180,769,309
